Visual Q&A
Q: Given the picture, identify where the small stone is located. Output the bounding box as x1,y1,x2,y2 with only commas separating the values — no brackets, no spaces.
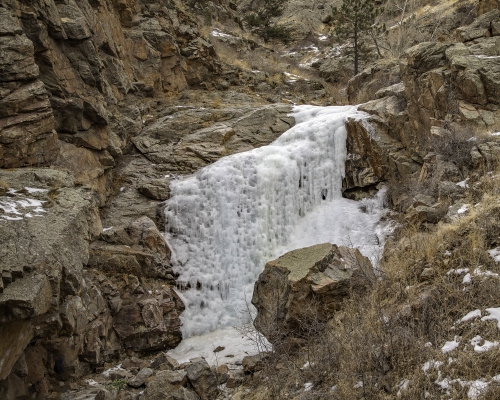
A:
242,353,268,373
127,367,153,388
420,268,436,282
150,353,180,370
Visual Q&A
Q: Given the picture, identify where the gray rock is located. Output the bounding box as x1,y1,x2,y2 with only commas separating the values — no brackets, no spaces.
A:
438,181,465,199
456,9,500,42
132,104,294,173
242,353,269,373
150,353,180,371
252,243,373,343
375,83,406,99
409,205,445,224
144,370,198,400
127,367,153,388
412,194,436,208
420,268,437,282
185,358,218,400
138,179,170,201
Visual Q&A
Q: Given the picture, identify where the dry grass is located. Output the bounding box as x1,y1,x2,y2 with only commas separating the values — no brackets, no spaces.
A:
245,169,500,399
0,178,9,189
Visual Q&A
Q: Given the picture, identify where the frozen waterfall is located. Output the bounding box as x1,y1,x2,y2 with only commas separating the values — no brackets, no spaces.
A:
165,105,388,338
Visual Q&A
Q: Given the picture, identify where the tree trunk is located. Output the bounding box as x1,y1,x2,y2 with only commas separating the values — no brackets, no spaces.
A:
354,27,359,75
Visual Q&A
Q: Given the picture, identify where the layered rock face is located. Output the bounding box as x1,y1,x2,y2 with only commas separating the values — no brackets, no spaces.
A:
0,1,296,398
252,243,372,344
0,0,219,202
343,10,500,199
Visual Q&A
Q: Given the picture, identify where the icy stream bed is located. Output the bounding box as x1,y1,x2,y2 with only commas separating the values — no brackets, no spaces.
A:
165,105,390,361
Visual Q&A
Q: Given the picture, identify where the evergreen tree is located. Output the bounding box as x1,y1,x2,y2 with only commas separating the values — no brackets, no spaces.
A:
331,0,381,75
244,0,292,44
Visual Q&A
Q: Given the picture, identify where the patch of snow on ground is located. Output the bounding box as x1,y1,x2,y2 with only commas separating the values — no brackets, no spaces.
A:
460,310,482,322
457,204,469,214
474,340,498,353
318,35,328,41
283,72,302,82
468,380,489,399
25,187,48,194
353,381,363,388
481,308,500,329
491,132,500,136
422,360,443,373
474,55,500,59
488,248,500,262
396,379,410,396
304,382,313,391
102,364,126,378
441,337,460,353
463,273,472,284
448,268,469,275
456,178,469,188
473,267,499,278
210,29,237,39
302,45,319,52
0,195,47,221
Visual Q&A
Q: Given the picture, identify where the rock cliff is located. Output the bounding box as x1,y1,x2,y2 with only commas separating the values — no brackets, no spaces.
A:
0,0,295,398
344,9,500,203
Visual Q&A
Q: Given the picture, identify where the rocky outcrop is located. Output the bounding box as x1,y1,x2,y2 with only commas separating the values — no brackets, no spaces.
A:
343,10,500,198
0,0,220,203
347,58,401,105
252,243,372,343
400,11,500,156
0,167,185,399
133,103,294,173
0,8,59,169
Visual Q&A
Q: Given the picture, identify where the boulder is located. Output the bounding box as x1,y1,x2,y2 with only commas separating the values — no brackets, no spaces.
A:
252,243,372,342
138,178,170,201
144,370,198,400
88,216,173,279
185,358,218,400
242,353,269,374
343,116,420,192
150,353,180,371
127,367,153,388
456,9,500,42
111,286,184,353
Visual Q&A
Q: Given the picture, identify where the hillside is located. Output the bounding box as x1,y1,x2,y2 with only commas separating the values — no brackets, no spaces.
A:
0,0,499,399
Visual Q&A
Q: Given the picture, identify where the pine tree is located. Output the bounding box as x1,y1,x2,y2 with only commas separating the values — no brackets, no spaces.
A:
331,0,381,75
244,0,292,44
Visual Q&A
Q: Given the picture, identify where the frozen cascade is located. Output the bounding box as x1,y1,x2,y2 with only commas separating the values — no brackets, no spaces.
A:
165,105,388,338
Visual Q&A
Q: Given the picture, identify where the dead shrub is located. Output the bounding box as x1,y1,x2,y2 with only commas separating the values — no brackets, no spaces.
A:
430,126,475,170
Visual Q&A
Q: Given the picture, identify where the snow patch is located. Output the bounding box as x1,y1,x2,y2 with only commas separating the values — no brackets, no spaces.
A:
481,308,500,329
468,380,489,399
441,337,460,353
488,248,500,263
460,310,482,323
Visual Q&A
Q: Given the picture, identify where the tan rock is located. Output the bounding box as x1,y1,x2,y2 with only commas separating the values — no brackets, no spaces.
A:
0,320,33,380
252,243,372,342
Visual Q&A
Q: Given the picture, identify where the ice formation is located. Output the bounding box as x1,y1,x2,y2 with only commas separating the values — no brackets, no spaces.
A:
165,105,388,338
